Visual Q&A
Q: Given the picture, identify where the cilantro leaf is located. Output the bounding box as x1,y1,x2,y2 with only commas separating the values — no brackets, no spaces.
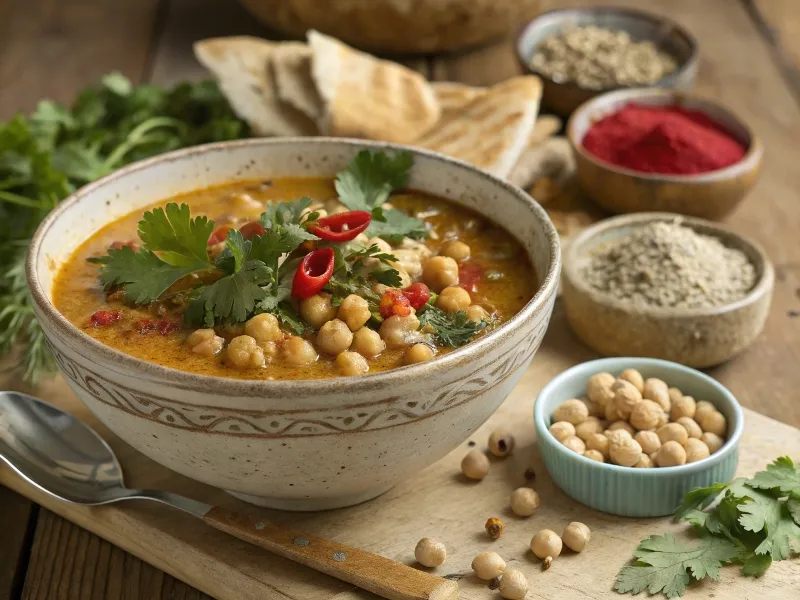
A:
138,202,214,268
741,553,772,577
185,261,270,326
615,534,739,598
261,197,314,229
335,150,412,211
739,494,800,560
418,306,487,347
366,208,427,244
789,498,800,526
675,483,728,520
372,268,403,287
746,456,800,499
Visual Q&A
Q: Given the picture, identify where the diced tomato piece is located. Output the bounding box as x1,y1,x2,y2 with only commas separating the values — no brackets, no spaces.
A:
239,220,266,240
90,310,122,327
458,262,483,293
109,241,140,252
208,225,232,246
403,282,431,311
379,290,411,319
134,319,180,335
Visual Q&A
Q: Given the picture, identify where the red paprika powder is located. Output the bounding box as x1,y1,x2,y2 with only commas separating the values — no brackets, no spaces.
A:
582,103,747,175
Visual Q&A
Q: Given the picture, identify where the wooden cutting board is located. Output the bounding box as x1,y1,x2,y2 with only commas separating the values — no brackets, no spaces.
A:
2,308,799,600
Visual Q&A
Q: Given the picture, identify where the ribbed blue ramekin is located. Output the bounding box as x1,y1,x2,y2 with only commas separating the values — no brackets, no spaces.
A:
534,358,743,517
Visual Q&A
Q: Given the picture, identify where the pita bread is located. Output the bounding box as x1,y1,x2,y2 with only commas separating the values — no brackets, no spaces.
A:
528,115,562,147
308,30,441,143
272,42,324,121
431,82,487,114
194,36,317,137
413,76,542,178
508,135,575,189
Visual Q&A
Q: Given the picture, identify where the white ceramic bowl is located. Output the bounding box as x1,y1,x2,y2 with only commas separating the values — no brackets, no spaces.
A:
27,138,561,511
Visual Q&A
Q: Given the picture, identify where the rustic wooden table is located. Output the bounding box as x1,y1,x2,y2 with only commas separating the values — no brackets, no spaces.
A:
1,0,799,598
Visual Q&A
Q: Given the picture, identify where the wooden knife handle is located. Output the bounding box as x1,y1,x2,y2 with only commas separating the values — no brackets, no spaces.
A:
203,507,458,600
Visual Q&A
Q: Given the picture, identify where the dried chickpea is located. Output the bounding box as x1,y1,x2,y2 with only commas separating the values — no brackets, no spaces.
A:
244,313,282,344
335,351,369,376
488,429,515,457
676,416,702,439
608,420,635,435
461,449,490,480
694,400,717,422
485,517,504,539
553,399,589,425
422,256,459,292
562,436,586,454
575,417,604,440
281,336,318,366
671,395,697,421
657,423,689,445
436,286,471,313
656,440,687,467
562,522,591,552
584,449,605,462
604,400,622,421
649,451,659,463
581,397,605,418
498,569,528,600
610,436,643,467
299,293,337,328
337,294,371,331
549,421,575,442
630,400,666,431
585,433,610,458
186,328,224,356
684,438,711,463
530,529,562,560
701,432,724,454
587,372,617,406
634,430,661,455
613,379,642,419
604,429,633,445
510,487,541,516
634,454,653,468
226,335,265,369
350,327,385,357
668,387,683,406
414,538,446,567
316,319,354,355
643,378,670,412
697,410,727,437
619,369,644,393
472,551,505,580
404,343,435,365
439,239,471,261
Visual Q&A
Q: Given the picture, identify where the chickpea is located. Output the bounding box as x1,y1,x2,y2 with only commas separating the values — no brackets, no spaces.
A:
581,397,605,418
351,327,385,357
414,538,446,568
186,328,224,356
422,256,459,292
657,423,689,445
643,378,671,412
634,430,661,455
613,379,642,419
605,429,633,445
656,440,687,467
281,336,318,366
436,286,471,313
461,449,490,480
584,449,605,462
585,433,610,458
336,351,369,376
261,341,278,361
379,314,420,348
498,569,528,600
694,400,717,422
604,400,621,422
439,239,471,261
610,436,643,467
676,416,702,439
701,432,724,454
668,387,683,406
608,420,635,435
488,429,515,457
530,529,562,560
562,436,586,454
300,293,337,328
549,421,576,443
587,372,617,407
404,343,435,365
337,295,371,331
671,395,697,421
244,313,282,344
684,438,711,463
316,319,354,355
466,304,490,323
634,454,654,468
562,522,591,552
630,400,666,431
619,369,644,393
472,551,505,580
226,335,265,368
575,417,604,441
485,517,504,539
510,487,540,516
697,410,727,437
552,399,589,425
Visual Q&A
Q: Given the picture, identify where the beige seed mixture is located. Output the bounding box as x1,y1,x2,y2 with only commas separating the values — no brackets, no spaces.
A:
531,26,678,89
582,221,756,309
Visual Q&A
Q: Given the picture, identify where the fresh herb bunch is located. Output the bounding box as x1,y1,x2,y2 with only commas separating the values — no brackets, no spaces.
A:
616,456,800,598
0,73,249,382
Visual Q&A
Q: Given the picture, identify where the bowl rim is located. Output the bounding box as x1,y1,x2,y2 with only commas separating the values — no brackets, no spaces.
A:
533,357,744,476
26,137,562,395
566,87,764,182
514,5,700,95
562,211,774,319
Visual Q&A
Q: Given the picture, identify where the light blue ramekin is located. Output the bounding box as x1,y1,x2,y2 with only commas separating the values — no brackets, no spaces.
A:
534,357,744,517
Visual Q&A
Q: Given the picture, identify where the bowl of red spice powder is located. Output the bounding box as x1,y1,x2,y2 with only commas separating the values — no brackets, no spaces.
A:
567,88,763,220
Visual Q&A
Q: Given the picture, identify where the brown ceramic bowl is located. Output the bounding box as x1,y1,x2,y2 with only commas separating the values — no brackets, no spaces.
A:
561,213,774,368
567,88,763,220
516,6,698,117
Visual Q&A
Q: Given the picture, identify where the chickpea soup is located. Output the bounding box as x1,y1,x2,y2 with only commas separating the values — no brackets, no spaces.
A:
53,150,537,380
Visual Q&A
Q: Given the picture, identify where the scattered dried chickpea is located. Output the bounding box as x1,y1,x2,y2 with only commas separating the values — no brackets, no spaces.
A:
552,399,589,425
608,420,635,435
585,433,610,458
697,410,727,437
657,422,689,445
610,436,643,467
643,378,670,412
587,372,617,407
671,395,697,421
562,436,586,454
684,438,711,463
634,430,661,455
701,432,724,454
530,529,562,560
488,429,515,457
584,449,605,462
613,379,642,419
656,440,687,467
694,400,717,422
485,517,504,539
471,551,506,580
498,569,528,600
549,421,575,442
619,368,644,393
439,239,471,261
461,449,490,480
561,522,591,552
676,416,702,439
414,538,446,567
510,487,541,516
630,400,665,431
575,417,604,440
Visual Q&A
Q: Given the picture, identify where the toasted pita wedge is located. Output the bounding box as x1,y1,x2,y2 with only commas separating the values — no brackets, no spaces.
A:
194,36,316,137
308,30,441,143
413,76,542,178
272,42,324,121
431,82,487,115
508,136,575,189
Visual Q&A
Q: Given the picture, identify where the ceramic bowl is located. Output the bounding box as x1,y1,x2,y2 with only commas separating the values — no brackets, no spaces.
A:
27,138,561,511
561,212,773,368
567,88,763,219
534,357,744,517
516,7,698,117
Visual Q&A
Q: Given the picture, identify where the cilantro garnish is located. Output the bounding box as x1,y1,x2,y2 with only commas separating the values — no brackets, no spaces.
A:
417,306,488,347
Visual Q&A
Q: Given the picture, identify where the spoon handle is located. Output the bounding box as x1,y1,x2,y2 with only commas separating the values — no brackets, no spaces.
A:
203,507,458,600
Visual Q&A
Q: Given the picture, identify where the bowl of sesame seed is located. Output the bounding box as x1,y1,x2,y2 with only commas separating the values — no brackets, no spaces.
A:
561,212,774,368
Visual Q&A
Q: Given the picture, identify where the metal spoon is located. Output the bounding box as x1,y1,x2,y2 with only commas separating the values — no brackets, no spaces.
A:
0,391,457,600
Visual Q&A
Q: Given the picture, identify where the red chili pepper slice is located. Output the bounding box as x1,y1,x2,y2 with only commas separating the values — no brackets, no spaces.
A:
379,289,411,319
402,282,431,311
239,220,266,240
89,310,122,327
292,248,335,299
208,225,232,246
307,211,371,242
458,262,483,293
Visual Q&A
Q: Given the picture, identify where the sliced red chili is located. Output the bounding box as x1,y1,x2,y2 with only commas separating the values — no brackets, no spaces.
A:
239,220,266,240
90,310,122,327
458,262,483,293
292,247,335,299
403,282,431,311
208,225,232,246
307,211,371,242
134,318,180,335
109,240,140,252
379,289,411,319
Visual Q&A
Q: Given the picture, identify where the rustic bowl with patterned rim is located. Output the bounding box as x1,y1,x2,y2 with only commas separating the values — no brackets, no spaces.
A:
26,138,561,511
561,212,774,368
567,88,764,219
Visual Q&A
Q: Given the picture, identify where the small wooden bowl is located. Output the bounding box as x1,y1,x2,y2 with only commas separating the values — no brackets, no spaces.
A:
562,213,774,368
567,89,763,220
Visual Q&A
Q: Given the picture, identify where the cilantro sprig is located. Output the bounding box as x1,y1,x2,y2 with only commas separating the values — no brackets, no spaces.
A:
418,305,489,347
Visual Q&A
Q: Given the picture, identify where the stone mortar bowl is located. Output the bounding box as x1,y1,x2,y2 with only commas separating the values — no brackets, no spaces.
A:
562,212,773,369
27,138,561,511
